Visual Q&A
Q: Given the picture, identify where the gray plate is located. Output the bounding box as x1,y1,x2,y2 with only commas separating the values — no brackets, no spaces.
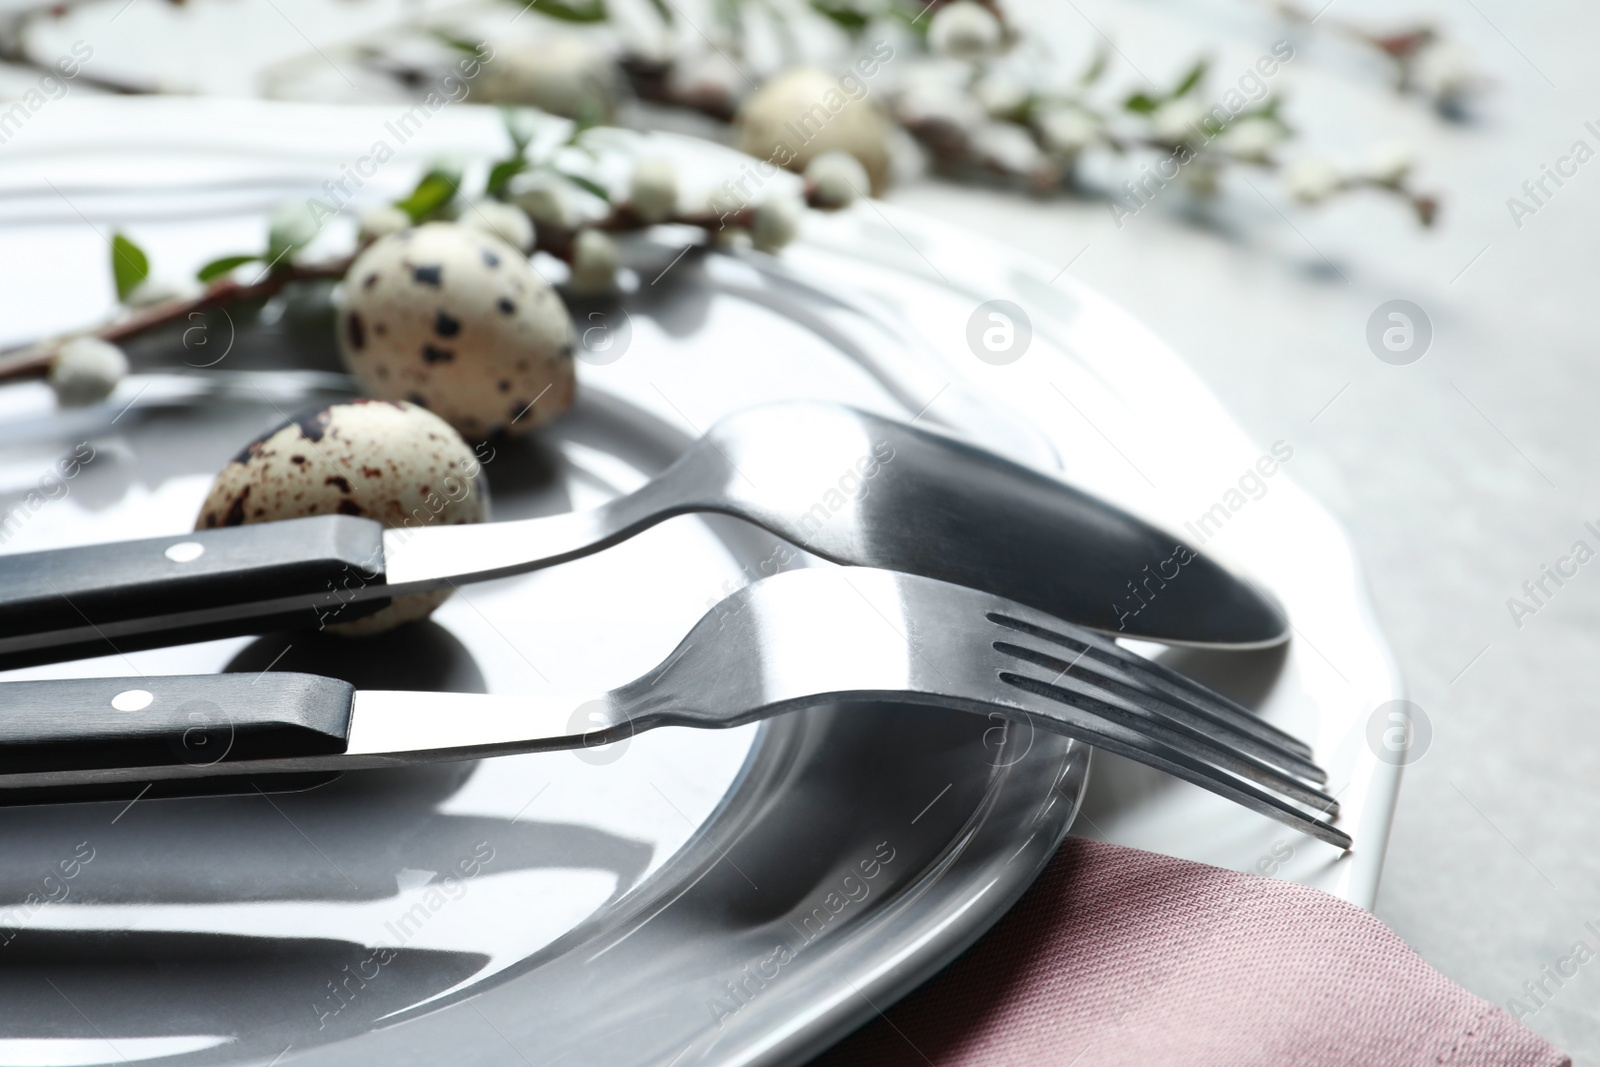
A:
0,229,1087,1065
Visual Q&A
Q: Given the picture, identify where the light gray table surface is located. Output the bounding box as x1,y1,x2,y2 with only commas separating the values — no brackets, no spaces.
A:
3,0,1595,1057
883,0,1600,1060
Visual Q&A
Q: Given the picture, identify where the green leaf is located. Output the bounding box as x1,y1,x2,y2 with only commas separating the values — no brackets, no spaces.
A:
485,157,529,199
811,0,868,32
502,106,538,156
1171,58,1208,98
511,0,608,23
558,171,612,202
110,233,149,303
1079,45,1109,87
1123,91,1160,114
432,30,489,55
646,0,673,24
393,170,460,222
196,254,259,283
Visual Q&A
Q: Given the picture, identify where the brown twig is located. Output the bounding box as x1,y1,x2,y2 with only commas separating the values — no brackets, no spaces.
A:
0,258,352,381
0,202,774,386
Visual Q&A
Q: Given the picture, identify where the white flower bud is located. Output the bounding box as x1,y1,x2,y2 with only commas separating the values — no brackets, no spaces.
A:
1183,160,1221,198
124,279,194,309
1284,156,1344,204
971,121,1044,175
751,195,803,253
508,172,578,230
805,151,870,208
927,1,1003,60
973,71,1029,117
1413,42,1477,106
461,200,536,253
357,205,412,244
1219,117,1281,164
1359,140,1414,187
629,157,679,224
569,228,619,293
712,226,750,250
49,337,128,407
1150,97,1211,146
895,69,987,133
1034,106,1101,156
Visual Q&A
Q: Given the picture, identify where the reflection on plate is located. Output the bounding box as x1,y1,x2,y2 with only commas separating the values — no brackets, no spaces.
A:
0,98,1398,1067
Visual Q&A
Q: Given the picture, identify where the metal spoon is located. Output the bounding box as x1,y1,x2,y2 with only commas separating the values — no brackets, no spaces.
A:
0,401,1286,668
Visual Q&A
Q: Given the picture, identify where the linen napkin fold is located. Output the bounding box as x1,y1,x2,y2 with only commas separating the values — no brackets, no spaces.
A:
814,837,1568,1067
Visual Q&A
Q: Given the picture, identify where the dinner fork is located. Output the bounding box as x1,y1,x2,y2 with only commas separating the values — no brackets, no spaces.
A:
0,568,1348,849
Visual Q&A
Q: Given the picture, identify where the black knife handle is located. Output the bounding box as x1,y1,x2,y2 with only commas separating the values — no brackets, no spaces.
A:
0,672,354,775
0,515,390,666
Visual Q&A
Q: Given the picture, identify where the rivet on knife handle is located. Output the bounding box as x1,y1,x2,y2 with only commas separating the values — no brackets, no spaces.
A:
0,672,354,775
0,515,390,667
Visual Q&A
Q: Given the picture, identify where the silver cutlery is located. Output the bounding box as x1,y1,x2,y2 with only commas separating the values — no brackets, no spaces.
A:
0,567,1346,849
0,401,1286,670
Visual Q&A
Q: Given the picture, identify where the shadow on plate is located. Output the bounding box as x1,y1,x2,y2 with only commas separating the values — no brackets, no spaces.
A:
223,620,488,695
0,929,488,1055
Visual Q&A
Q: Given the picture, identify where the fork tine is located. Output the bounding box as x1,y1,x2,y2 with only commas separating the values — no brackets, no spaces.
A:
992,636,1330,788
986,612,1316,760
997,672,1351,850
994,644,1340,818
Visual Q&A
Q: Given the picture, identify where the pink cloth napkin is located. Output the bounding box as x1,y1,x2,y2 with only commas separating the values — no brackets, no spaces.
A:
815,838,1568,1067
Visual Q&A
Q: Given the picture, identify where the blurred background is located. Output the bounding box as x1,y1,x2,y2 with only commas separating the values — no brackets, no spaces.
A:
0,0,1594,1059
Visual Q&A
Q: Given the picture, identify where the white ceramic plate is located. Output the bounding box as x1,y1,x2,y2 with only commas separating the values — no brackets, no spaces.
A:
0,98,1400,1067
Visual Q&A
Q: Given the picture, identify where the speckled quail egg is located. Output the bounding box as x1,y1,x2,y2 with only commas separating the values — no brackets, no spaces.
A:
337,222,576,440
736,67,893,195
196,399,488,635
474,36,617,122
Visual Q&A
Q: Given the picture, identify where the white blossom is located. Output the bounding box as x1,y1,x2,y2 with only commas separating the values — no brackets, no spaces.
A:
461,201,536,252
357,205,412,243
971,121,1044,175
1284,156,1344,204
124,279,194,308
1219,117,1282,164
928,2,1003,61
1359,140,1414,187
1035,106,1101,156
1150,97,1211,146
1412,41,1478,107
49,337,128,407
629,157,680,224
509,172,578,230
805,151,870,208
568,228,619,293
973,71,1029,117
751,195,804,252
